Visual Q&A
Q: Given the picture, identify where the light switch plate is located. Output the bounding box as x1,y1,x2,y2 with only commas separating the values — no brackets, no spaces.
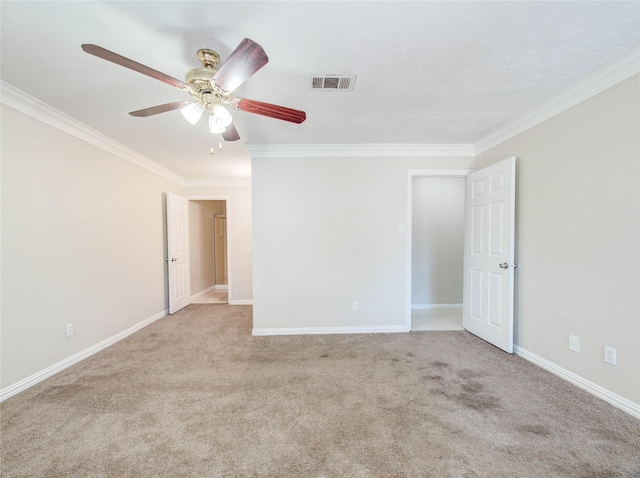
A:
569,335,579,352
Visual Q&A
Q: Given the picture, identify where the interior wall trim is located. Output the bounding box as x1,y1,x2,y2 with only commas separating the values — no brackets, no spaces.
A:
191,285,216,301
474,46,640,155
0,309,168,402
4,46,637,173
245,143,475,158
183,178,252,188
514,345,640,420
0,80,185,184
252,325,410,336
230,300,254,305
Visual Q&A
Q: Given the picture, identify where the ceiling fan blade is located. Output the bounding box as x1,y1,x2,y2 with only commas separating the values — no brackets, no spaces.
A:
236,99,306,124
81,44,190,91
213,38,269,92
222,123,241,142
129,101,193,117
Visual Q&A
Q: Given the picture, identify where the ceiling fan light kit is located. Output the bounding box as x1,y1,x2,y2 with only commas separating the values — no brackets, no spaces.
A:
209,105,233,134
180,103,205,125
81,39,306,150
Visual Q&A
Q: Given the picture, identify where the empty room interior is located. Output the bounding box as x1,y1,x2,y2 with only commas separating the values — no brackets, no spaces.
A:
1,1,639,476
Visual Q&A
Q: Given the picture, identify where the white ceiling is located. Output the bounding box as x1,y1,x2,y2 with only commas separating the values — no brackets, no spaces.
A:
2,1,639,180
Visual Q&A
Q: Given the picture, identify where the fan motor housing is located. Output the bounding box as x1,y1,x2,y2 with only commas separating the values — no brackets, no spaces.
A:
185,67,216,90
197,48,220,69
186,48,233,104
185,67,232,106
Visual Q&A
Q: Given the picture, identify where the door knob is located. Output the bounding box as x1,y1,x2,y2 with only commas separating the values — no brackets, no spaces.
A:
171,258,177,262
499,263,509,269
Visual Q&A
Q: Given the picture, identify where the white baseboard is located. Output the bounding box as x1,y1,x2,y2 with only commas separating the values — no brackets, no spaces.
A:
252,325,410,336
229,299,253,305
191,285,216,300
514,345,640,420
0,309,168,402
214,284,228,290
412,303,463,310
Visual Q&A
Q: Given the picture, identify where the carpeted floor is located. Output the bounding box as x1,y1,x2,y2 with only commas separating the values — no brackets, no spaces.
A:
2,304,639,477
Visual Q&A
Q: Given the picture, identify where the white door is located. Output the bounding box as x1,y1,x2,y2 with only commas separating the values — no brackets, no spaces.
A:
463,157,516,353
166,192,191,314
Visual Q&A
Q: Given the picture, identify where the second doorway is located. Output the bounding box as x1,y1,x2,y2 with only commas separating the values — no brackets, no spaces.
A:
190,200,228,304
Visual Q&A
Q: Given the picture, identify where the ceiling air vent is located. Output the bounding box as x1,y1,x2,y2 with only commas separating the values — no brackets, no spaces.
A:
310,74,356,91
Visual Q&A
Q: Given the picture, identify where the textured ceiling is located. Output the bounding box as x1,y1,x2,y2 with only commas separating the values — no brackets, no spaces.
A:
1,1,639,179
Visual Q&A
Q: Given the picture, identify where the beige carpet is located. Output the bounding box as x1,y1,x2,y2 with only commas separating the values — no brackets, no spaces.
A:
2,304,639,477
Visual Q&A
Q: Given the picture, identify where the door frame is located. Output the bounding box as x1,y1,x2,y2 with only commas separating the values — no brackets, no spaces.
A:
186,195,232,302
406,169,473,330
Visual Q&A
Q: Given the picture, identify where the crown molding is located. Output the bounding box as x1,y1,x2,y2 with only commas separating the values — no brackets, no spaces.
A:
7,40,637,176
183,178,251,188
245,143,475,158
474,45,640,155
1,80,186,185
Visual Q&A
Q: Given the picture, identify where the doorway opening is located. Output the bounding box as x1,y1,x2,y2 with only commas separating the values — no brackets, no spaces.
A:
407,170,471,331
189,199,229,304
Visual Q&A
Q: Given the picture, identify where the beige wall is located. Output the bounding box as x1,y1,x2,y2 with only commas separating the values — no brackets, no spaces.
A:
1,104,182,389
411,178,465,306
1,103,254,394
252,156,474,332
476,75,640,404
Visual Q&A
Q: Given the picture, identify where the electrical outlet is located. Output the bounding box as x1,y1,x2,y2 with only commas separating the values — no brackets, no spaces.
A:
604,346,616,365
569,335,580,352
352,302,359,311
66,323,74,337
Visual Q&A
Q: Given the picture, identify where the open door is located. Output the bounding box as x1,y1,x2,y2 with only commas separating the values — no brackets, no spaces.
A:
463,157,516,353
166,192,191,314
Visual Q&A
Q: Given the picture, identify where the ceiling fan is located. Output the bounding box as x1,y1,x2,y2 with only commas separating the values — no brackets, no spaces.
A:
81,39,306,146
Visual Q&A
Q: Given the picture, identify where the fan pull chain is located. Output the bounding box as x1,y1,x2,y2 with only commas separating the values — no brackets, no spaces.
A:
209,134,224,155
